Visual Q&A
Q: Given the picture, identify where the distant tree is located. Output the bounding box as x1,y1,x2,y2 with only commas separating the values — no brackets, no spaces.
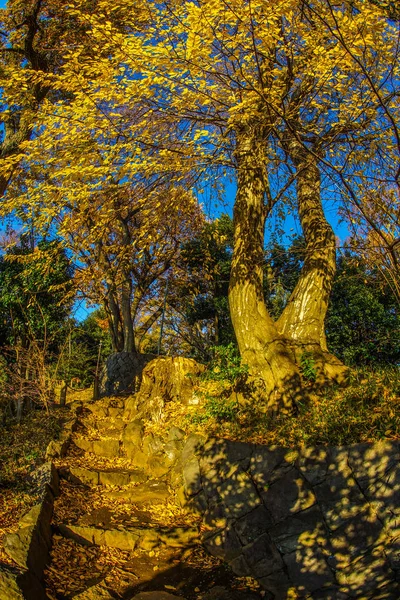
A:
56,310,112,387
326,253,400,366
0,235,73,351
0,234,73,418
176,214,235,353
66,186,204,356
264,237,305,320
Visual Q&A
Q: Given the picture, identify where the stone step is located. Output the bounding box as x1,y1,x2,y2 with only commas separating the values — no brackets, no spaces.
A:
104,480,170,505
73,437,121,458
77,424,122,440
93,418,126,435
60,466,148,487
85,401,125,419
58,522,200,552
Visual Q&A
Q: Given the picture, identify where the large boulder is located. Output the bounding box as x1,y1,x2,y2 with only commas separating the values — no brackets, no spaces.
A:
100,352,153,396
125,356,204,421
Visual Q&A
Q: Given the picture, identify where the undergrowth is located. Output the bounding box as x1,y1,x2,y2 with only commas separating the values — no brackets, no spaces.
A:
0,407,67,488
0,406,68,565
160,364,400,447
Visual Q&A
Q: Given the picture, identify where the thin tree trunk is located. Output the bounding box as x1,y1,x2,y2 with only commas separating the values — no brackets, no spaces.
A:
105,289,124,352
121,275,135,354
229,130,301,411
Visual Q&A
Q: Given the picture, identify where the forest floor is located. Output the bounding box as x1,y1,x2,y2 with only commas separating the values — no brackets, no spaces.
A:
0,405,69,567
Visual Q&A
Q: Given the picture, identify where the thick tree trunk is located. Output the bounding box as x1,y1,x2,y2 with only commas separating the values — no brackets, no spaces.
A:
278,155,334,347
277,148,348,382
229,131,301,412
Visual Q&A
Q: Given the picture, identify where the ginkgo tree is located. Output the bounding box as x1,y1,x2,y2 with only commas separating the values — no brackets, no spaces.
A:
2,0,399,411
0,0,101,195
4,99,205,355
66,183,204,355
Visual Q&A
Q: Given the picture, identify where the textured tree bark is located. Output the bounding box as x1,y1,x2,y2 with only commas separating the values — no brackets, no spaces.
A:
105,288,124,353
277,145,348,382
121,275,136,354
229,130,301,411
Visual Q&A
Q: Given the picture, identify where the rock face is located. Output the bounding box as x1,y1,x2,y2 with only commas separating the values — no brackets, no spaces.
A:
45,401,82,460
100,353,203,399
177,438,400,599
100,352,152,396
124,356,205,421
1,462,59,599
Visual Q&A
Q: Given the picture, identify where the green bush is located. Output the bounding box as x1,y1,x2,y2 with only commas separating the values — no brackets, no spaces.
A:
202,343,248,384
190,394,238,424
300,351,317,382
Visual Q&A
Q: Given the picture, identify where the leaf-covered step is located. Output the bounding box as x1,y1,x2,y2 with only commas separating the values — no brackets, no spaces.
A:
92,418,126,436
73,437,121,457
58,522,200,551
60,466,147,487
85,400,125,419
104,480,170,505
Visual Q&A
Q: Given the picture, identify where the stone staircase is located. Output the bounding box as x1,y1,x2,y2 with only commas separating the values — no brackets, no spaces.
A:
45,396,261,600
6,356,399,599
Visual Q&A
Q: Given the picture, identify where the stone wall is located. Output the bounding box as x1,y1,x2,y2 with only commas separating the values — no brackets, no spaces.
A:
100,352,152,396
0,463,59,600
176,436,400,599
125,418,399,598
115,357,400,598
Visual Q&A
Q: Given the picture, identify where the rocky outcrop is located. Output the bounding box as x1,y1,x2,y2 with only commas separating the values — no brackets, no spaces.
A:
100,352,203,401
45,402,82,459
124,356,204,421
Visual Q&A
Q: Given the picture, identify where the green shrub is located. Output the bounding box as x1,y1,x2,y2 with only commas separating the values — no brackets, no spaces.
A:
202,343,248,384
299,351,317,382
190,394,238,425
